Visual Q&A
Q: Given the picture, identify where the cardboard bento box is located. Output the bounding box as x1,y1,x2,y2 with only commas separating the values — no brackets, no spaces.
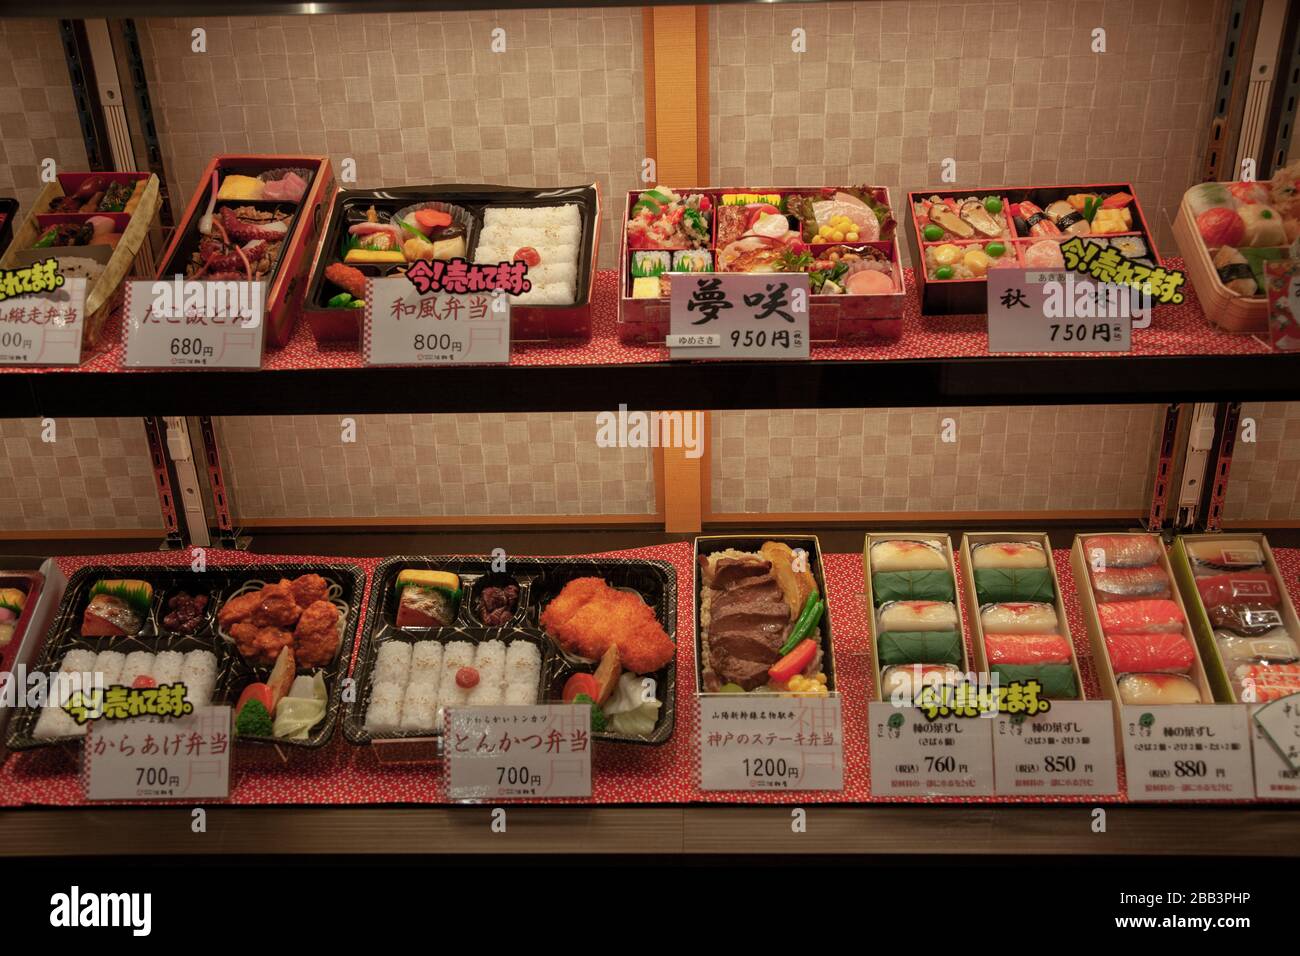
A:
862,532,970,702
1070,533,1215,723
155,154,335,348
1169,533,1300,704
619,186,906,345
302,181,601,345
0,171,161,352
693,534,837,695
906,183,1162,316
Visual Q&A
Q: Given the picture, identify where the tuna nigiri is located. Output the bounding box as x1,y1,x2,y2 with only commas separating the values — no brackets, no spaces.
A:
984,632,1072,665
1097,599,1185,636
1081,535,1164,569
1090,565,1171,602
1105,630,1195,673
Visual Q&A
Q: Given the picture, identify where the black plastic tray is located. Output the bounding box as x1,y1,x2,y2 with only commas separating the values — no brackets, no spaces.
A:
344,555,677,747
693,535,838,694
6,562,363,752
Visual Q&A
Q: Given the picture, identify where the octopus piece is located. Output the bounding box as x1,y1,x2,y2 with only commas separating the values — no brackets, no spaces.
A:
230,622,294,666
221,205,289,243
293,600,340,668
251,581,302,629
289,573,330,608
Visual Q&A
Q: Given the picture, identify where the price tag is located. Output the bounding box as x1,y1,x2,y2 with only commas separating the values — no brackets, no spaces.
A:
992,701,1119,796
84,706,231,801
987,268,1132,353
669,272,809,361
697,694,842,791
1120,704,1255,801
364,277,509,366
0,277,86,366
123,279,265,368
1251,697,1300,799
868,702,995,796
444,704,591,800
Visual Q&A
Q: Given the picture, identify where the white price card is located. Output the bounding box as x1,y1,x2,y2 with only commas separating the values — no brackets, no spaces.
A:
868,702,995,796
987,268,1132,353
1120,704,1255,801
123,279,265,368
1251,696,1300,799
669,272,809,361
444,704,592,800
0,273,86,366
364,277,509,366
698,694,843,791
84,706,231,801
992,701,1119,796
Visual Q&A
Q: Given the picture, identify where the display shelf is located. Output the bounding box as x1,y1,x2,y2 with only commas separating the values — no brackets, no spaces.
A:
1,263,1295,419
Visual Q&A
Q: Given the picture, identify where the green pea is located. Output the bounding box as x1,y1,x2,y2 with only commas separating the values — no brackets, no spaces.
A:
985,242,1006,258
922,224,944,242
984,196,1003,215
935,265,954,280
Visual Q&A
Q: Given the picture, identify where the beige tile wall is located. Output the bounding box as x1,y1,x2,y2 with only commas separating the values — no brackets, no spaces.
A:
0,418,161,532
1223,402,1300,523
215,413,657,519
711,406,1164,514
0,19,88,216
137,8,644,269
710,0,1226,263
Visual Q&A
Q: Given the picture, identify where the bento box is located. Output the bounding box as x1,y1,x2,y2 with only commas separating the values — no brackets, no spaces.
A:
302,182,601,345
1070,534,1215,723
959,532,1085,701
905,184,1161,316
693,535,837,697
0,171,161,352
1170,534,1300,704
154,155,334,348
863,533,970,703
618,186,905,345
1172,170,1300,334
343,555,676,758
6,563,363,753
0,571,45,677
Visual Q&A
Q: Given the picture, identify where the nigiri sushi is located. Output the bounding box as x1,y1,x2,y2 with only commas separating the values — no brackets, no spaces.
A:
1090,565,1171,602
870,539,948,573
878,600,959,632
1018,201,1062,237
1045,199,1090,235
1023,239,1065,269
1081,535,1163,569
1212,245,1259,295
1097,599,1185,636
1105,630,1195,673
1117,673,1201,705
971,541,1047,569
984,632,1072,666
1194,572,1280,607
980,602,1059,634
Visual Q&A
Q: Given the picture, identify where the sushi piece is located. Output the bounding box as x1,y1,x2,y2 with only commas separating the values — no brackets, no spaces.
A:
1239,205,1286,247
1023,239,1065,269
880,663,962,699
1105,631,1195,673
1090,565,1171,602
1045,199,1089,235
82,579,153,637
980,602,1059,634
1097,599,1186,636
1194,572,1280,607
972,567,1055,603
1081,535,1164,569
1213,246,1260,295
1214,629,1300,665
990,663,1077,699
1187,539,1266,573
672,249,713,272
871,570,956,605
876,630,963,666
959,198,1003,238
1208,602,1284,636
0,587,26,647
870,539,948,572
1017,201,1061,237
1184,182,1234,220
1197,207,1246,247
984,632,1072,665
1233,663,1300,702
971,541,1047,570
1110,235,1152,264
877,600,959,632
1117,673,1201,705
395,570,461,628
631,250,671,277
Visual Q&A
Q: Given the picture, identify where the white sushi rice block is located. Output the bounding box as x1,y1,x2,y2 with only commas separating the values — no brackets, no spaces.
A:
504,683,537,706
399,680,439,731
439,641,475,707
59,649,97,674
373,640,412,687
119,651,155,687
409,640,443,684
91,650,125,687
467,681,503,706
473,204,581,306
365,680,404,732
180,650,217,707
33,704,84,739
152,650,185,685
505,640,540,684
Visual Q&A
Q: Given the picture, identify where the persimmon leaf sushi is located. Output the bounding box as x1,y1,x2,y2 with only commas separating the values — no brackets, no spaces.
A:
972,567,1055,603
970,541,1047,569
1090,565,1171,602
870,539,948,572
1081,535,1163,569
1097,599,1186,636
1207,602,1284,636
880,663,962,699
1104,631,1195,673
877,600,959,632
1233,663,1300,702
1117,672,1201,705
876,630,963,666
872,570,955,605
1194,572,1280,607
1185,539,1265,573
1214,628,1299,665
990,663,1077,699
980,602,1059,634
984,632,1072,665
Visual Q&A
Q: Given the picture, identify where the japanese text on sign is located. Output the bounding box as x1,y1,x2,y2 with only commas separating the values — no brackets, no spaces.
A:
404,257,530,296
1061,236,1186,304
0,276,86,366
868,702,995,796
84,706,232,801
0,258,65,302
669,272,810,360
1250,699,1300,800
699,694,843,791
1121,704,1255,801
992,701,1119,796
915,679,1051,719
365,276,510,366
444,704,592,800
64,682,194,724
122,280,265,368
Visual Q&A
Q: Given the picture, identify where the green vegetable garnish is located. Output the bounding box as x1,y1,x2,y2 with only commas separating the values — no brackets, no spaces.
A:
777,248,814,273
394,580,461,603
985,242,1005,258
327,292,354,308
1082,196,1101,223
643,189,670,205
574,693,607,732
33,227,58,249
718,683,747,694
235,699,273,737
935,265,954,280
631,198,661,217
922,224,944,242
89,580,152,617
779,592,823,656
983,196,1003,215
396,216,425,239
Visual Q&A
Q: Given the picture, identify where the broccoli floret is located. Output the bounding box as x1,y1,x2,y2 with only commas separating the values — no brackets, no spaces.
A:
573,693,607,732
235,699,273,737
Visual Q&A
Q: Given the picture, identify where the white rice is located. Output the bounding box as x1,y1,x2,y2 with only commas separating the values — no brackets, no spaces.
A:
92,651,125,686
152,650,184,684
399,680,439,730
119,651,155,686
504,683,537,706
34,705,84,739
180,650,217,707
409,640,443,683
373,640,412,686
59,649,97,674
473,204,581,305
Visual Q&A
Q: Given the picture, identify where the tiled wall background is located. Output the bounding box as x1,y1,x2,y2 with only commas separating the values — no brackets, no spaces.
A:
711,406,1165,514
215,413,657,519
0,418,160,532
710,0,1226,263
137,8,643,268
1222,402,1300,524
0,20,88,215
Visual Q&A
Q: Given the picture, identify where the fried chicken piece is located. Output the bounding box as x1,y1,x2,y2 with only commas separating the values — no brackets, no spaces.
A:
289,573,329,608
218,591,261,631
293,599,340,668
541,578,674,674
252,582,302,628
230,621,294,666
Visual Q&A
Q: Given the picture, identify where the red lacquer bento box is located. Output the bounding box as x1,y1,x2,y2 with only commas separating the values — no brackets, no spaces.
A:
905,183,1162,316
617,186,905,345
155,155,335,348
0,572,45,678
